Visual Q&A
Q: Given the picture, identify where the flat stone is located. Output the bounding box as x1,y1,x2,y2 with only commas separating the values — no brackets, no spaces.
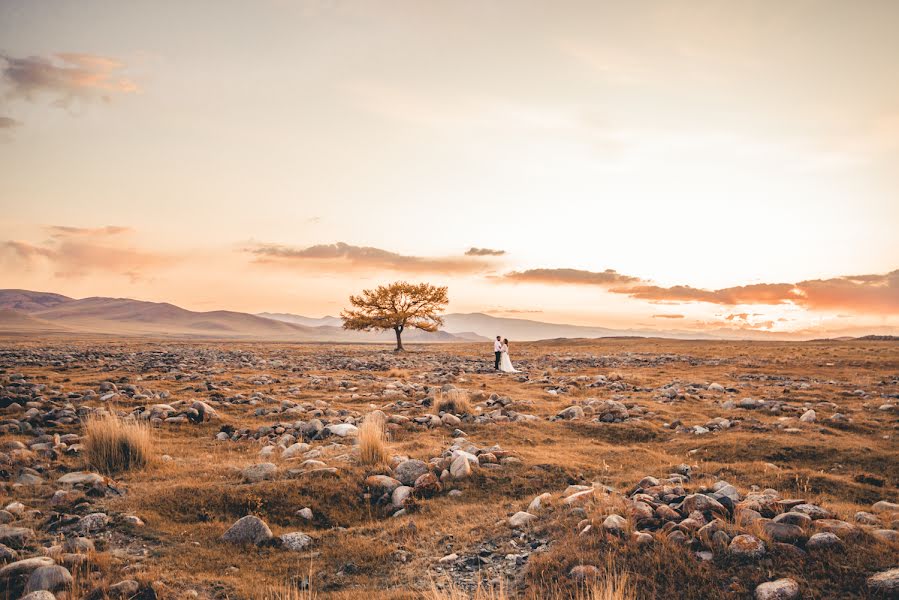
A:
754,578,800,600
242,463,277,483
509,511,537,528
868,568,899,595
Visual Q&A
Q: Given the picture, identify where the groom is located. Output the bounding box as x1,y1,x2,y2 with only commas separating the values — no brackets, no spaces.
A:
494,335,502,370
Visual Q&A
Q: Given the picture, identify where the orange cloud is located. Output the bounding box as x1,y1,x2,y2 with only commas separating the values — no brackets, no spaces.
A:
1,53,138,108
794,271,899,314
501,268,641,286
3,226,167,280
248,241,495,274
652,313,684,319
497,264,898,316
611,272,898,315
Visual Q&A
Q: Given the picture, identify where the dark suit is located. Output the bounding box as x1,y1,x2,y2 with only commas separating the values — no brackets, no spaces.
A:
495,351,501,369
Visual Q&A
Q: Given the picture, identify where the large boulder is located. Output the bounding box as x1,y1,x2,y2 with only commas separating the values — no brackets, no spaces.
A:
25,565,73,593
222,515,273,545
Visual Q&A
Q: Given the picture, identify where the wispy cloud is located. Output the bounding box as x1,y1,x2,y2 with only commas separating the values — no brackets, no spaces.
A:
465,247,505,256
47,225,133,237
0,116,21,129
247,241,497,274
500,267,641,286
2,225,165,280
652,313,684,319
611,282,798,305
1,53,138,109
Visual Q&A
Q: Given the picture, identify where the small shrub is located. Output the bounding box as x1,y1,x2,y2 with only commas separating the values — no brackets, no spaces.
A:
358,411,389,466
83,412,153,474
435,389,472,415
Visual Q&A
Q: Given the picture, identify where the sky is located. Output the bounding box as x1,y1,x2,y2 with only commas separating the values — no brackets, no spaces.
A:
0,0,897,337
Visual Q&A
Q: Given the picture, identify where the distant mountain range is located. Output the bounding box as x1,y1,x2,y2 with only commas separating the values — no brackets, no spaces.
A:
1,289,893,342
0,289,486,342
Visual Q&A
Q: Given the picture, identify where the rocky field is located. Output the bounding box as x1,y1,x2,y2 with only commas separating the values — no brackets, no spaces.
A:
0,337,897,599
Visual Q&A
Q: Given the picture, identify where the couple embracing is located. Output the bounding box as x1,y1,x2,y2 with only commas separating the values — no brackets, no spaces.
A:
493,336,520,373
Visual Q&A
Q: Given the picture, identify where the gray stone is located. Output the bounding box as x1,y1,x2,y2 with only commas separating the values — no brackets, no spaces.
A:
393,460,429,486
25,565,72,593
509,511,537,528
0,556,55,581
868,568,899,595
58,472,104,486
754,578,800,600
806,532,842,551
242,463,277,483
20,592,57,600
0,526,33,549
728,534,765,559
222,515,273,545
279,532,312,551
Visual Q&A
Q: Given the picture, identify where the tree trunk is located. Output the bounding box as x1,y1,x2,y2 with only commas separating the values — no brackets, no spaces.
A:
394,327,404,352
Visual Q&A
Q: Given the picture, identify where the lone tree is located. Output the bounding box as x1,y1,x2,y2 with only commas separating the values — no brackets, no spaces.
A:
341,281,449,351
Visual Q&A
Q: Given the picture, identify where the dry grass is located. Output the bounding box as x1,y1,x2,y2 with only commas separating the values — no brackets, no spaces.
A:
359,411,390,466
83,412,154,474
423,570,634,600
258,573,317,600
5,337,897,599
423,580,509,600
435,389,472,415
578,566,635,600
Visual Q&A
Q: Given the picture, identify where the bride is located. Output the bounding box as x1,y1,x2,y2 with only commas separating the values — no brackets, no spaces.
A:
499,338,520,373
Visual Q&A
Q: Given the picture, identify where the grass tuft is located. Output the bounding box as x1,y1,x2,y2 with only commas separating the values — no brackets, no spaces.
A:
83,412,154,474
435,389,472,416
359,411,389,466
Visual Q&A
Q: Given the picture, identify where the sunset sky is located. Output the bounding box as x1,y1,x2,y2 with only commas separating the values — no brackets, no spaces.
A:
1,1,897,337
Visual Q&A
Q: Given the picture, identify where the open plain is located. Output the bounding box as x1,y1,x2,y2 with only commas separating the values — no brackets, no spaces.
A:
1,337,898,600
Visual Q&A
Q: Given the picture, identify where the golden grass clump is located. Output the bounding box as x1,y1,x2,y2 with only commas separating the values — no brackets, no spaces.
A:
358,411,389,466
83,412,154,474
435,389,472,416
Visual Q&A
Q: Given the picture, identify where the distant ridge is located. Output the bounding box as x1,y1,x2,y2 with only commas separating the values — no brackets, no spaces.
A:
1,289,894,342
0,290,481,342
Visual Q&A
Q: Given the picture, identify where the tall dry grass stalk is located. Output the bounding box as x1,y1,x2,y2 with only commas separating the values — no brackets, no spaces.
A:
358,411,389,466
423,579,509,600
424,561,634,600
258,583,317,600
435,389,472,415
83,412,154,474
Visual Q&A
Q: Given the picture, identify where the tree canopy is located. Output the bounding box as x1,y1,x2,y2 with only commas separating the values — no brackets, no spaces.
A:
341,281,449,351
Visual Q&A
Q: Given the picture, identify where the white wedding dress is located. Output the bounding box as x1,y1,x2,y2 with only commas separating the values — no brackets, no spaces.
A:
499,344,519,373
